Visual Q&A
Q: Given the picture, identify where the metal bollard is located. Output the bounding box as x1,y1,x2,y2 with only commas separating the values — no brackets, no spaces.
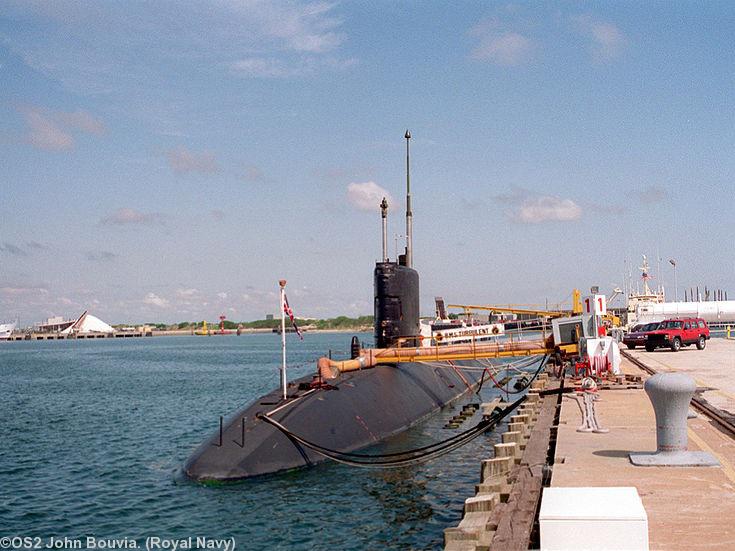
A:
630,372,719,466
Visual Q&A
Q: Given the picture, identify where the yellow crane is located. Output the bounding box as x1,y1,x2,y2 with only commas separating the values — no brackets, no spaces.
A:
446,304,569,318
447,289,583,318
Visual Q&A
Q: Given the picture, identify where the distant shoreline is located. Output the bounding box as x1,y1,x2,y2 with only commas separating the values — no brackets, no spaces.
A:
2,327,373,342
151,328,371,336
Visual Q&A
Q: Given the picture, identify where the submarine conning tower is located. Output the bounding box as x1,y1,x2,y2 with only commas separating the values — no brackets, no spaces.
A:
374,260,419,348
373,130,419,349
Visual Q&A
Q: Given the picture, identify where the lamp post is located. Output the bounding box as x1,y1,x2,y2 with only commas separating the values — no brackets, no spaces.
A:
669,259,678,302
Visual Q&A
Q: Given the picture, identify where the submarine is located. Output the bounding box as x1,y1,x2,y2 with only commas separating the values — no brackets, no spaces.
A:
183,132,538,482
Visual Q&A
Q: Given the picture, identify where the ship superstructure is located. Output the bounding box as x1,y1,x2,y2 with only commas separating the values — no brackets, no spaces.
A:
0,321,17,340
419,297,504,347
626,255,665,326
624,255,734,328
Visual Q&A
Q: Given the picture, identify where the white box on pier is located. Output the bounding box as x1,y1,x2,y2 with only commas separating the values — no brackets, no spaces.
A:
539,486,648,550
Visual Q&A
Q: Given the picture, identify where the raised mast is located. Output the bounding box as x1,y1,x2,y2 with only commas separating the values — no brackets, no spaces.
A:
404,130,413,268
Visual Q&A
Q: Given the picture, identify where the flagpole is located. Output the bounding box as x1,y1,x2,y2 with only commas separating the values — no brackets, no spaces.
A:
279,279,287,401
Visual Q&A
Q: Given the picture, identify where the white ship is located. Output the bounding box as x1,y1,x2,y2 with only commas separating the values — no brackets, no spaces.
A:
0,321,17,340
625,255,665,326
625,254,734,328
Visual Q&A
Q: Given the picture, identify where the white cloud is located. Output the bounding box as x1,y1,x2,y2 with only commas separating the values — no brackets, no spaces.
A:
574,16,627,61
470,31,532,66
468,19,532,66
18,106,104,151
0,285,49,296
100,208,163,226
517,196,582,223
143,293,169,308
5,1,352,91
231,54,355,78
231,57,304,78
239,0,345,54
56,110,105,134
21,107,74,150
346,181,394,212
165,147,219,174
176,288,199,298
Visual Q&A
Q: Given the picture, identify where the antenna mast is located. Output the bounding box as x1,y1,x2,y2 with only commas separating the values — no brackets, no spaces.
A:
404,130,412,268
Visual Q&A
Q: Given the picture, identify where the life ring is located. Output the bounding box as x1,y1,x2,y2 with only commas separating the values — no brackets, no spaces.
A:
492,326,500,335
435,334,443,342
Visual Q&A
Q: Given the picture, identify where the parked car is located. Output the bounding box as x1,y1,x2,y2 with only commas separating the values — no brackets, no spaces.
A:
623,322,661,349
645,318,710,352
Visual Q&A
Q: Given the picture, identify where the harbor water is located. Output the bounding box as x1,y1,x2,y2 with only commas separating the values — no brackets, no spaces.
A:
0,333,533,549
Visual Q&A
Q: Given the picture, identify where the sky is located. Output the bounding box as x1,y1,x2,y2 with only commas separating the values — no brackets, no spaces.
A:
1,1,734,325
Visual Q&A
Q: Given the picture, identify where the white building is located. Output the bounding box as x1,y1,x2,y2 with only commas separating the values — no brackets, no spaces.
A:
60,311,115,335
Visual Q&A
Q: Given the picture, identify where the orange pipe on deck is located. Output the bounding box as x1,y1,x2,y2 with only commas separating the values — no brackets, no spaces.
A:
317,337,553,380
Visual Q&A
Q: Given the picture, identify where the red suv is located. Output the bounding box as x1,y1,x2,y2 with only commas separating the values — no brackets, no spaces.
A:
623,322,661,349
645,318,710,352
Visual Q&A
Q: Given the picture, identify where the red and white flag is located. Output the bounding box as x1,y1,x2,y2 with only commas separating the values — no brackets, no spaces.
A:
283,293,303,340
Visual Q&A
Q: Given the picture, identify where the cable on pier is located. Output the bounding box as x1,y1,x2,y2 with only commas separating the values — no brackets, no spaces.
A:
482,354,549,395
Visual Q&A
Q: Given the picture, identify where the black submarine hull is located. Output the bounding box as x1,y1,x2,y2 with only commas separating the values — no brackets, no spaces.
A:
184,360,483,482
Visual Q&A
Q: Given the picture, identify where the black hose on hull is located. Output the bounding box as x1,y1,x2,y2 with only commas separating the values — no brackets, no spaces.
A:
257,394,527,468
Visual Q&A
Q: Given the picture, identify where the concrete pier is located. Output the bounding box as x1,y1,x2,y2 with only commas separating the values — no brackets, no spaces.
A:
550,339,735,550
626,338,735,415
448,339,735,550
5,331,151,341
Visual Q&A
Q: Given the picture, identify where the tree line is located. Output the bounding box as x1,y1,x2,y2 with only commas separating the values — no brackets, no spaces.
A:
145,315,375,331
